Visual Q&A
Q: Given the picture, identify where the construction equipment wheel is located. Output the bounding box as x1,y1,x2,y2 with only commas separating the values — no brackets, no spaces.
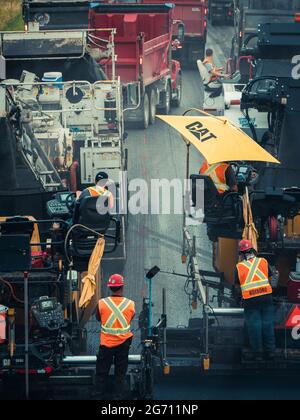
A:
139,92,150,129
161,82,171,115
149,89,157,125
171,74,182,108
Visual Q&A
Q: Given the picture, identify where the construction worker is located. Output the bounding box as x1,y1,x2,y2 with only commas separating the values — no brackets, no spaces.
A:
235,240,276,362
95,274,135,400
203,48,229,82
77,171,114,210
200,160,238,195
72,171,115,223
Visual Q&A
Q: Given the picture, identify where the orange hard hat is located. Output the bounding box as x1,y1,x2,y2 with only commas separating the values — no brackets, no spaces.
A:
239,239,254,253
108,274,124,288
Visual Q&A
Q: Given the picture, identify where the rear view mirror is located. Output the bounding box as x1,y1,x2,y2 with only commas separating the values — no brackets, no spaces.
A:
177,23,185,43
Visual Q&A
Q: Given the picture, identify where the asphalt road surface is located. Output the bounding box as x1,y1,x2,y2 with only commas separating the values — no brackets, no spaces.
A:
89,24,300,400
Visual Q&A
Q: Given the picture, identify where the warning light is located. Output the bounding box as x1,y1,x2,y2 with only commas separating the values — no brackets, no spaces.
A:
295,13,300,22
203,357,210,371
285,305,300,328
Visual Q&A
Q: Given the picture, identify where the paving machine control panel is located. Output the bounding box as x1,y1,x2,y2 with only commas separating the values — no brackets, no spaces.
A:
31,296,64,331
46,192,73,218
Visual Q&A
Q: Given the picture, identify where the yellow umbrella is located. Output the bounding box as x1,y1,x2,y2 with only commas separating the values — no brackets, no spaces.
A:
157,113,280,165
242,187,258,251
79,237,105,309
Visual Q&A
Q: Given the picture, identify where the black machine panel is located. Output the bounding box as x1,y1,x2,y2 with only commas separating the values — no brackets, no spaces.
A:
46,192,73,218
31,296,64,331
23,1,90,30
0,235,31,272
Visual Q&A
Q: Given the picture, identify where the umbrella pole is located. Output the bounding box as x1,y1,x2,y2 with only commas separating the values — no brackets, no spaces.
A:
186,141,191,184
24,271,29,400
182,142,191,261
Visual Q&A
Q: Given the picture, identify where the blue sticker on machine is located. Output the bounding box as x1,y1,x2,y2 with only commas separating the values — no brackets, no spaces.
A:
239,117,257,128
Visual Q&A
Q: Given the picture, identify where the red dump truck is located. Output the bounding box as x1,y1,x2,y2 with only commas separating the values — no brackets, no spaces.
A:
89,3,182,128
142,0,208,66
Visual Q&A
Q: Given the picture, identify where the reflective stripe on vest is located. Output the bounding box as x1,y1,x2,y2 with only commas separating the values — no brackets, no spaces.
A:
87,187,106,197
237,257,272,300
101,297,131,335
202,163,229,193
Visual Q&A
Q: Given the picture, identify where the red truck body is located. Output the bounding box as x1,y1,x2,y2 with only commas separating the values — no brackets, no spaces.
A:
89,4,182,128
142,0,208,64
89,5,172,85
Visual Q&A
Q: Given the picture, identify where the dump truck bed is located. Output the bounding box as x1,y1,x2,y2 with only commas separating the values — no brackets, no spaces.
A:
145,0,208,39
89,3,173,85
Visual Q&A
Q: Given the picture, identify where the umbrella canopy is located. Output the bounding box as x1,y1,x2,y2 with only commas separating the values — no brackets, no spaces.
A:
157,115,280,165
79,237,105,309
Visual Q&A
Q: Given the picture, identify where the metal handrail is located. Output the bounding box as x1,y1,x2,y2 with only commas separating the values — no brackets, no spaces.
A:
2,80,123,115
183,227,207,305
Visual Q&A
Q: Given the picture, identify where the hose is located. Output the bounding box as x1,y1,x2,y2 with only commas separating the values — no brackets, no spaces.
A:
0,276,24,305
243,108,257,142
64,224,104,265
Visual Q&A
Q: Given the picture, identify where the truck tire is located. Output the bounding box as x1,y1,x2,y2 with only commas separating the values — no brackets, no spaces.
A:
171,74,182,108
161,82,171,115
199,40,205,62
149,89,157,125
139,92,150,129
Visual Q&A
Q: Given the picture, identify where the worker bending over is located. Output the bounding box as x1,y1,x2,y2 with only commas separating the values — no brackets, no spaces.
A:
200,160,238,194
235,240,276,362
95,275,135,400
78,171,114,210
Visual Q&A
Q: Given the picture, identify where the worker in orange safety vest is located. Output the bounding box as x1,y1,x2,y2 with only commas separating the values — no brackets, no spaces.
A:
235,240,276,362
77,171,114,210
203,48,229,82
95,274,135,400
199,160,238,194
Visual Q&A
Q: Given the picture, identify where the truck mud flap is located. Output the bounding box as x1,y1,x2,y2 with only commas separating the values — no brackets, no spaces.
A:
123,107,144,127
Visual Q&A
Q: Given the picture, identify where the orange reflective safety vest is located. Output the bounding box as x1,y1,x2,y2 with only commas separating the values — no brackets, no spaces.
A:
98,296,135,348
0,306,7,344
236,257,273,300
87,186,114,209
200,161,230,194
203,59,218,82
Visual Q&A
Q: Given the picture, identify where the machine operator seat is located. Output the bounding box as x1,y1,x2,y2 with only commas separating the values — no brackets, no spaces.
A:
191,174,241,223
71,196,111,259
77,196,110,232
197,60,223,97
197,60,241,92
191,174,242,241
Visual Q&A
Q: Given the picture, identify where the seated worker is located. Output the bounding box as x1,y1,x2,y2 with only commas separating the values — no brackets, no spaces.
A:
234,240,276,362
203,48,229,82
72,172,114,224
200,160,238,195
77,171,114,210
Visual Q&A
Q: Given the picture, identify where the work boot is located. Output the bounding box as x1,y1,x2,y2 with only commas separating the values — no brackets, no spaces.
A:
91,376,106,400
